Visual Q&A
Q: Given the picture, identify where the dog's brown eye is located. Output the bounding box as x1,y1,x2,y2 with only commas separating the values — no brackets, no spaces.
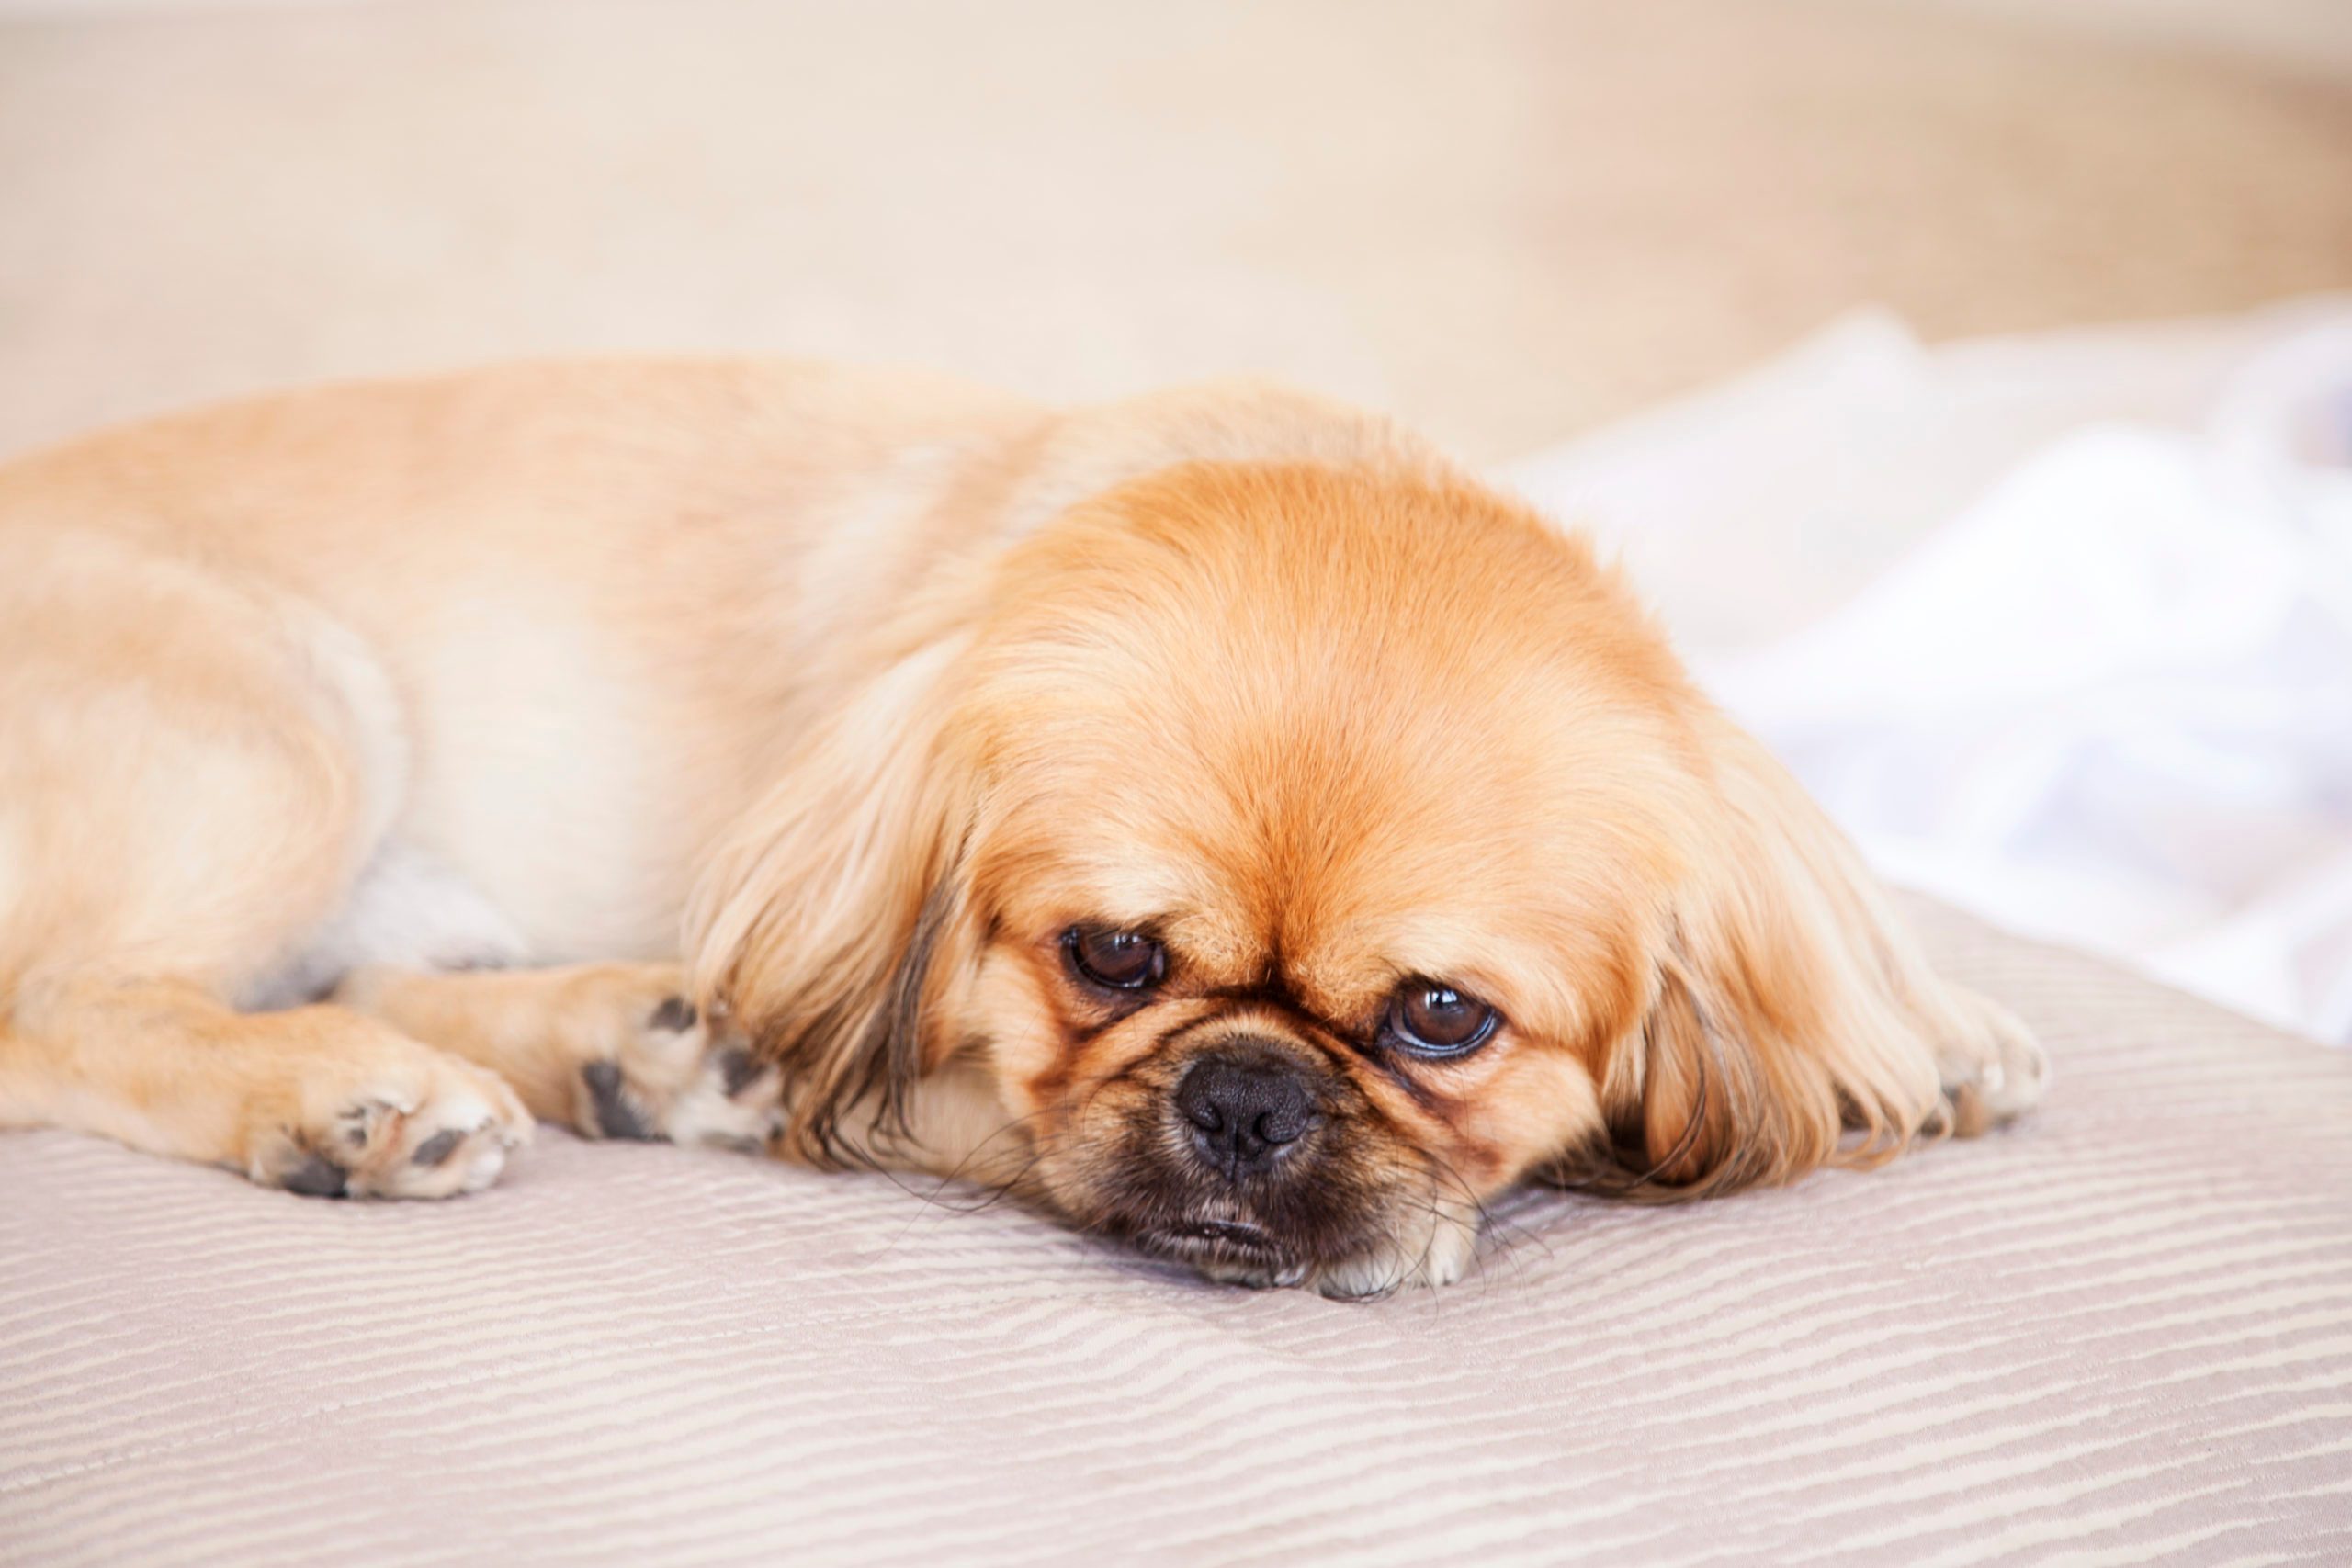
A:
1386,981,1498,1057
1064,927,1168,991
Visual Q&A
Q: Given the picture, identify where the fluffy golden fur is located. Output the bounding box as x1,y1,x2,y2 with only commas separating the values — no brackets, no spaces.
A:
0,362,2043,1292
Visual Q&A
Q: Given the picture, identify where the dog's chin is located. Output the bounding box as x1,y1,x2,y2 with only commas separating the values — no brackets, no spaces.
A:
1106,1190,1482,1301
1132,1217,1315,1292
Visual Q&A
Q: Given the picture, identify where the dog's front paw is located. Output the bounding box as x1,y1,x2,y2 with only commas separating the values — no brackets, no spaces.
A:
1934,994,2050,1137
565,974,784,1153
1308,1198,1481,1301
250,1039,532,1199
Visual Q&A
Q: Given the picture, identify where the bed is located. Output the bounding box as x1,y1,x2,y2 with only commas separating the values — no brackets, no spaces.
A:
6,897,2347,1565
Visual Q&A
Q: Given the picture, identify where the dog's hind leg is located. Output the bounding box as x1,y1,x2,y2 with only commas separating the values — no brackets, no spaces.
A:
0,528,530,1195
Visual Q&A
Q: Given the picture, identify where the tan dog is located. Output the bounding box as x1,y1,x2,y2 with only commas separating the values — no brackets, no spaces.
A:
0,363,2044,1296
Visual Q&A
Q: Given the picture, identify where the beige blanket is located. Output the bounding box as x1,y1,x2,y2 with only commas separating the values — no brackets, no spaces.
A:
5,898,2348,1565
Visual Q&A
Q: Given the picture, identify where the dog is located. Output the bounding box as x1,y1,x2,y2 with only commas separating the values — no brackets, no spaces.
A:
0,362,2045,1296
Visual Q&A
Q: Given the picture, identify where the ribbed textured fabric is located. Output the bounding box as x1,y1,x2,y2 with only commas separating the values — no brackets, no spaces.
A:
5,899,2348,1566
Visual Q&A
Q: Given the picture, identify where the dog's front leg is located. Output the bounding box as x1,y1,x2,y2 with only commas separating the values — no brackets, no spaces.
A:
341,964,1035,1197
336,963,786,1152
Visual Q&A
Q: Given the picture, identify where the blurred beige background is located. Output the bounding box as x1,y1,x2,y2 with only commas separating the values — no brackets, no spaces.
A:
2,0,2349,463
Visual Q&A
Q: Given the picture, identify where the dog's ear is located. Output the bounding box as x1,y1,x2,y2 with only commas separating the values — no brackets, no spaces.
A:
1580,715,2028,1197
684,635,976,1167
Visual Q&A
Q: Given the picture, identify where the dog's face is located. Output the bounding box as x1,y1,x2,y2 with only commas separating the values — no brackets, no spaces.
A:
693,456,2013,1296
949,463,1695,1294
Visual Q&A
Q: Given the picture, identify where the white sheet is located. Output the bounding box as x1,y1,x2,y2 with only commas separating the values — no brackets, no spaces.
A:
1504,298,2352,1043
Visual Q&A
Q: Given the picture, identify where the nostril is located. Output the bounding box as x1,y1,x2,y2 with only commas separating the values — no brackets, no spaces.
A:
1261,1114,1317,1152
1248,1066,1317,1149
1175,1061,1230,1136
1253,1104,1311,1146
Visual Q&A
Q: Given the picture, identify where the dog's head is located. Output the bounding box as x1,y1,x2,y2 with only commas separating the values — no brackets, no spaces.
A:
690,446,2018,1296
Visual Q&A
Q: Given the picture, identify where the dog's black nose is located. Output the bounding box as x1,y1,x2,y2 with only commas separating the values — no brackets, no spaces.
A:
1176,1049,1319,1176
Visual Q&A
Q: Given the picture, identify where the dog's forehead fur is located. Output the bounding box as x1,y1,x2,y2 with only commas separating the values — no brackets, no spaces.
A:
963,459,1699,1037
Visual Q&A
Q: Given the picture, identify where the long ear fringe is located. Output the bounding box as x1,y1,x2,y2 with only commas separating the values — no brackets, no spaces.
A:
682,638,973,1169
1546,968,1944,1204
1547,721,1955,1202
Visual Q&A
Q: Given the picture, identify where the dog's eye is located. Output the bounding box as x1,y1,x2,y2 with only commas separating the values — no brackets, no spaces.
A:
1064,927,1168,991
1385,981,1498,1057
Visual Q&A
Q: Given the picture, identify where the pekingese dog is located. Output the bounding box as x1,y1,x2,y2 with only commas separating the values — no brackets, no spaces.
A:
0,363,2044,1296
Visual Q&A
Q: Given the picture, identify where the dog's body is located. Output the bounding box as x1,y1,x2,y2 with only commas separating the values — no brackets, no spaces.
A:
0,362,2043,1294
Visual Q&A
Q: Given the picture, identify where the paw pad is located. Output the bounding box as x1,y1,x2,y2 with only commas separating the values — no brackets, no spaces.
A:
409,1127,467,1168
581,1059,659,1141
718,1046,765,1098
278,1151,350,1199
